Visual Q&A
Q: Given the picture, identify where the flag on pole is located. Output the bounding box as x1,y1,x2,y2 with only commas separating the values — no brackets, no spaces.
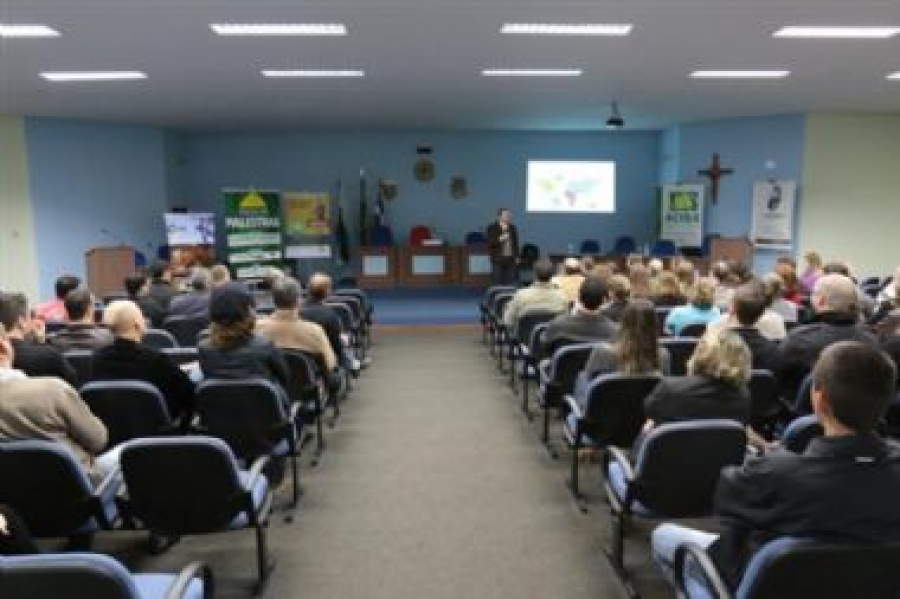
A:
374,183,386,229
334,179,350,263
358,170,369,246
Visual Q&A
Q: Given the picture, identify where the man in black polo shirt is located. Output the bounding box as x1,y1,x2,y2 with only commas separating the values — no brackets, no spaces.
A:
0,292,77,385
651,341,900,594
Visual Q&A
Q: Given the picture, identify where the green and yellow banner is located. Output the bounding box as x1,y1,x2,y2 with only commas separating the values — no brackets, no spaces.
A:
223,189,284,279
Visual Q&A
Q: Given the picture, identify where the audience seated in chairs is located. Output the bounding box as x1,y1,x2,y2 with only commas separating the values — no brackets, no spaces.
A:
167,267,212,320
147,260,178,311
601,274,632,323
47,287,114,351
0,292,78,386
91,300,196,425
573,300,670,408
823,261,876,322
651,271,687,308
256,277,342,399
502,260,568,340
652,341,900,596
551,257,586,304
198,282,289,390
302,272,364,375
0,322,115,482
775,273,878,403
762,272,798,324
541,276,618,359
706,281,781,372
664,278,721,336
33,274,81,323
124,273,166,329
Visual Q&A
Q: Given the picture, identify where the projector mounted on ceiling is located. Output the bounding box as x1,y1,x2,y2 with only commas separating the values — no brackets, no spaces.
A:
606,101,625,129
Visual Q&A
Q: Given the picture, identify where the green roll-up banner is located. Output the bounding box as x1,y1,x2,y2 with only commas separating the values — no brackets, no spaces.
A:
223,189,284,279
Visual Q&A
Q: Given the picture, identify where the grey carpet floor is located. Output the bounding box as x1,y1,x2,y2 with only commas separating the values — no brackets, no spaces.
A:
96,328,675,598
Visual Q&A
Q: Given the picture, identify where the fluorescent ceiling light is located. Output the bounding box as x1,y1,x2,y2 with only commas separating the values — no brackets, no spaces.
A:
690,70,790,79
773,26,899,38
41,71,148,82
0,24,60,37
211,23,346,36
500,23,632,36
262,69,364,78
482,68,582,77
888,72,900,80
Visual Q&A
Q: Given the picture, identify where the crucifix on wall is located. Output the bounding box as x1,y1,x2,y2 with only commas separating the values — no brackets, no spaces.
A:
698,153,734,204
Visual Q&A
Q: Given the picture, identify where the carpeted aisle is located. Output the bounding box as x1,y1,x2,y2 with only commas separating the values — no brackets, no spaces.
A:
272,329,629,599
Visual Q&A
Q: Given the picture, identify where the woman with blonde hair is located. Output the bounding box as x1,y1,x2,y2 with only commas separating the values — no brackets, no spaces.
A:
664,278,721,335
629,263,653,300
652,271,687,308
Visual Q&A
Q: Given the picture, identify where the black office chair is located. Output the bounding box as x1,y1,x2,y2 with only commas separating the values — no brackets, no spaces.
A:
536,342,599,453
480,286,517,344
604,420,747,596
161,347,200,368
163,315,209,348
80,380,181,448
282,348,330,458
63,349,94,387
142,328,179,349
660,337,697,376
779,414,823,453
674,537,900,599
747,369,787,439
118,436,275,594
516,322,550,418
563,373,662,497
508,310,561,397
0,440,120,546
680,322,708,338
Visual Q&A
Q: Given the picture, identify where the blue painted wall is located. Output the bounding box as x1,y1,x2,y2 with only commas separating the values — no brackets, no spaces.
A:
177,130,661,258
674,114,806,273
25,118,169,297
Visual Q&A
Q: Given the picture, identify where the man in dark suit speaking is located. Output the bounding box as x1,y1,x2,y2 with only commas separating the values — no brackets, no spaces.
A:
486,208,519,285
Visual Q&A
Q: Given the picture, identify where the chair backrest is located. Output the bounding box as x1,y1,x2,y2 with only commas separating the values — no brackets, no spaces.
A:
516,310,560,345
612,236,636,255
0,553,142,599
736,537,900,599
162,315,209,347
409,225,431,246
141,328,179,349
160,346,200,367
630,419,746,516
324,301,354,334
660,337,697,376
580,239,601,255
119,436,246,534
583,374,662,447
281,349,323,406
651,239,679,257
0,440,98,537
655,307,672,335
484,285,516,308
679,322,708,338
63,349,94,387
492,293,515,320
465,231,487,247
520,243,540,265
794,371,815,414
327,295,362,327
370,224,394,247
780,414,824,453
195,378,290,461
79,380,174,448
544,343,598,404
748,369,781,428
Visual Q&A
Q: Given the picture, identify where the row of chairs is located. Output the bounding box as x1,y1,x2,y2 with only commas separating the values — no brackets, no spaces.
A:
478,285,888,598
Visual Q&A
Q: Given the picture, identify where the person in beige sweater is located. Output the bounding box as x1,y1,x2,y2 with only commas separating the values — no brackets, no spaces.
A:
0,322,110,481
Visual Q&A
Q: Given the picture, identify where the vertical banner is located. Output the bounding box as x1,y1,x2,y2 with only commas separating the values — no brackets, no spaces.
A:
660,184,704,247
751,180,796,250
223,189,284,279
283,191,333,259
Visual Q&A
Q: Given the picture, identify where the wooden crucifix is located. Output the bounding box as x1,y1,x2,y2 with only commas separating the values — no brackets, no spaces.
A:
698,153,734,204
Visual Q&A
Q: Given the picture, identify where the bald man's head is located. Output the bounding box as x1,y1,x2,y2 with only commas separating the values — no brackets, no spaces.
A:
812,274,858,315
103,300,145,340
308,273,332,302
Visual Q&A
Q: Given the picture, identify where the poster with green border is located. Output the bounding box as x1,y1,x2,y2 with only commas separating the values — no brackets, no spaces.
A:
660,184,704,247
223,189,284,279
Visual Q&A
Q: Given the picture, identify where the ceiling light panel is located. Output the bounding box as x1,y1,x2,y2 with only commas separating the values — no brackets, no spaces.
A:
888,72,900,80
500,23,632,36
211,23,347,36
773,26,900,38
0,24,60,37
482,69,582,77
690,70,790,79
262,70,365,77
41,71,147,81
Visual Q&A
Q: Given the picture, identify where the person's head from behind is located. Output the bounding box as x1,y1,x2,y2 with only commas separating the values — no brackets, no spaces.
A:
775,261,799,290
711,261,731,284
730,261,752,284
210,264,231,287
0,292,27,335
675,261,696,289
308,272,333,302
656,271,681,298
272,277,303,312
812,341,897,434
690,278,717,310
103,300,146,341
533,260,555,284
577,276,607,313
563,257,582,276
804,251,823,271
188,267,212,292
629,264,651,296
54,275,81,301
617,299,660,374
124,274,149,299
688,328,751,387
0,323,14,367
64,287,94,324
762,272,784,304
209,282,254,348
732,280,768,327
149,260,170,282
811,274,857,316
608,274,631,304
648,258,664,277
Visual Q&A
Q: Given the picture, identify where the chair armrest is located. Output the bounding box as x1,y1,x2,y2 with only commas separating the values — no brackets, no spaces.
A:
93,463,123,528
246,455,271,490
163,561,214,599
94,462,122,498
288,400,302,423
605,446,635,483
563,394,583,419
673,542,732,599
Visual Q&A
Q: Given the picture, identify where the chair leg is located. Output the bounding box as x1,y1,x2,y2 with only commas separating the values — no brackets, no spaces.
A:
521,374,531,420
252,522,275,596
603,509,640,599
568,434,581,498
315,400,325,457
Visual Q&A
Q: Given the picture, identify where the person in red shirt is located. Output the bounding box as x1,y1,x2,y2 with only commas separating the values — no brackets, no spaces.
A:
34,274,81,322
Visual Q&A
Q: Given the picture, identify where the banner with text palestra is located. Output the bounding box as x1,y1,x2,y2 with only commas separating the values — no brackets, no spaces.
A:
223,189,284,279
660,184,704,248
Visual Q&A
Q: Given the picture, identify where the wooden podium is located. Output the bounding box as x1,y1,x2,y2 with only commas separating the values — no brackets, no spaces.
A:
709,237,753,266
357,246,398,288
86,246,135,298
